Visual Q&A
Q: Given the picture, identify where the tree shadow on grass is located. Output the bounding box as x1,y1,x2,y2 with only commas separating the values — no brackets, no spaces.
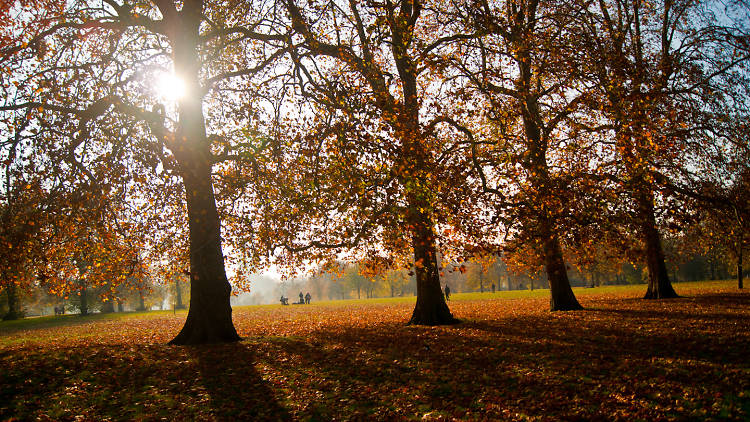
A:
463,294,750,366
256,327,494,420
258,292,750,420
0,342,289,421
259,324,629,420
2,292,747,420
187,342,291,420
613,291,749,307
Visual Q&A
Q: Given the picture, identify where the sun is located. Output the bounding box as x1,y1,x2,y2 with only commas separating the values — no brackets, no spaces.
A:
154,71,187,101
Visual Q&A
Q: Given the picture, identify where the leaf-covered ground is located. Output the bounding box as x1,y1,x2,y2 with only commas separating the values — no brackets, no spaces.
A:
1,281,749,421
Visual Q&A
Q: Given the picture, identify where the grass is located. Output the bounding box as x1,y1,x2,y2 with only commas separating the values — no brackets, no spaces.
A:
240,279,737,307
0,309,187,339
1,280,748,421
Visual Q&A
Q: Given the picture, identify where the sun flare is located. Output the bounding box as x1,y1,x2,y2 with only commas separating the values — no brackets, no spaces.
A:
154,72,187,101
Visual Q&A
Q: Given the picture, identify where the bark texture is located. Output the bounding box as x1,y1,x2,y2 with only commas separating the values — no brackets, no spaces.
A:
408,206,458,325
541,222,583,310
512,8,583,311
79,284,89,316
166,0,239,344
168,133,240,344
175,279,186,309
2,282,20,321
639,190,678,299
738,244,744,290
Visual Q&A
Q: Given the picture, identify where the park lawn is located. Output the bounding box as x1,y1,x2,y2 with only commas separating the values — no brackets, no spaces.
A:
1,280,748,421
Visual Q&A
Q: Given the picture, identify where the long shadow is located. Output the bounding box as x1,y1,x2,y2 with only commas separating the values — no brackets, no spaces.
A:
0,342,289,421
588,307,749,322
601,291,748,303
187,342,290,420
260,322,611,419
1,344,184,420
258,326,499,419
259,292,750,420
2,292,747,420
462,307,750,365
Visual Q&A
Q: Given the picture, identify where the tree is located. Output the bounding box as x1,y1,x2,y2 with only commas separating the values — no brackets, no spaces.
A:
340,264,372,300
249,0,470,324
382,268,414,297
173,275,187,310
0,174,54,320
693,167,750,289
503,242,546,290
1,0,286,343
38,205,148,316
466,262,487,292
305,271,331,302
578,0,750,299
463,255,501,293
448,0,586,310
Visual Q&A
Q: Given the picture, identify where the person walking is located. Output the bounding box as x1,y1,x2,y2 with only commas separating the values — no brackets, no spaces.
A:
444,285,451,301
305,292,311,304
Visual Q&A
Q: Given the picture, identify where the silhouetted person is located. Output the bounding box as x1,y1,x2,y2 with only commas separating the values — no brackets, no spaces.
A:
299,292,304,304
492,283,496,293
305,292,311,304
280,295,288,305
444,285,451,301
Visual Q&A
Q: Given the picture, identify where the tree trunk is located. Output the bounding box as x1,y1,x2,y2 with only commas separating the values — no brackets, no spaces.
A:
541,221,583,310
79,284,88,316
101,300,115,313
169,160,240,344
642,230,677,298
137,293,147,312
408,207,458,325
517,50,582,310
639,189,679,299
175,278,186,309
2,282,21,321
738,242,744,290
166,2,240,345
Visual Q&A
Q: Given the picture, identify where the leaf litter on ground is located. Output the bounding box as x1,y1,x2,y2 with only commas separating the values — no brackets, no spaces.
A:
1,281,749,421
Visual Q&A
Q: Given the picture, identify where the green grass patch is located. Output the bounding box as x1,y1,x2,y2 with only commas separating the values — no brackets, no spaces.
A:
0,309,187,336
